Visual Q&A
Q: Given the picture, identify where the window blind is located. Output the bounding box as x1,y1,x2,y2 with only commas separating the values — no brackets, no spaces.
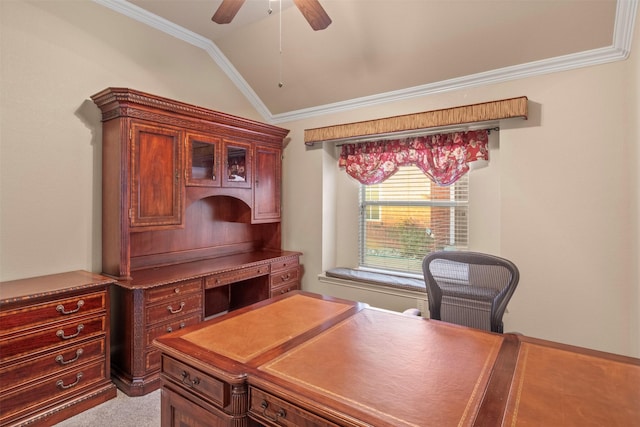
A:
359,166,469,275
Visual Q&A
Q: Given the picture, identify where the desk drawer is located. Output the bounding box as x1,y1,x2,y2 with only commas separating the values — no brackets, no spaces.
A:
0,291,106,335
0,360,107,424
0,337,106,391
270,282,299,298
146,313,201,347
249,387,340,427
162,356,228,408
1,316,106,362
146,279,202,304
270,258,299,274
146,293,202,326
205,265,269,289
269,267,299,288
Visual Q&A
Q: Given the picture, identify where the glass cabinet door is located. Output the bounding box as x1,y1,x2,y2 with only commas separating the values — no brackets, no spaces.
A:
186,134,221,187
224,141,251,188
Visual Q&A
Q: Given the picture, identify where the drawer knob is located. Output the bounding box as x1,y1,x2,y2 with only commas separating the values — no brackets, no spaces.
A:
55,348,83,365
56,324,84,340
56,372,83,390
280,273,291,282
56,300,85,315
260,400,286,422
174,288,180,294
180,370,201,388
166,322,185,333
167,302,185,314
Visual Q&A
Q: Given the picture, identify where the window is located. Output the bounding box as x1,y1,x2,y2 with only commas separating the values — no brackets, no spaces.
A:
359,166,469,275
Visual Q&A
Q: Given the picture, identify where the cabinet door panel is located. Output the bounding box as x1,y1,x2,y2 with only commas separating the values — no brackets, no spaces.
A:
186,133,221,187
223,140,251,188
131,122,183,228
253,146,281,222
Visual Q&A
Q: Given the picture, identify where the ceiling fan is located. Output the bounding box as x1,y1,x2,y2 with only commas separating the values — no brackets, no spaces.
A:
212,0,332,31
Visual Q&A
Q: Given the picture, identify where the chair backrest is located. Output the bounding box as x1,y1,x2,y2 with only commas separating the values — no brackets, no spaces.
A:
422,251,519,333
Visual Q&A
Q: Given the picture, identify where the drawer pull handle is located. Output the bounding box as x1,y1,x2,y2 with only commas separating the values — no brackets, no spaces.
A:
180,370,200,388
56,372,83,390
167,302,185,314
56,300,85,315
56,324,84,340
260,401,286,422
174,288,180,294
280,273,291,281
166,322,185,333
55,349,83,365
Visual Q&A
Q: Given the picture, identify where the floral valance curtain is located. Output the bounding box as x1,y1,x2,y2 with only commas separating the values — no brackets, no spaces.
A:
338,129,489,186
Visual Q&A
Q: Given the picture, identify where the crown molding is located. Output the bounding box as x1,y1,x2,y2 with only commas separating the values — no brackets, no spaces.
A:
95,0,637,125
92,0,272,119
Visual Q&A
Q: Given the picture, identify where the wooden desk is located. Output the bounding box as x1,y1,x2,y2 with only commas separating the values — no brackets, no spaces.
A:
110,250,301,396
154,291,640,427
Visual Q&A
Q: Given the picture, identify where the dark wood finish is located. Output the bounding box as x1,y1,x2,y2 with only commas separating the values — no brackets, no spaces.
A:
186,132,222,187
153,292,640,427
269,257,300,297
0,271,116,427
91,88,300,396
130,121,184,229
253,145,281,222
110,250,301,396
91,87,290,279
162,385,237,427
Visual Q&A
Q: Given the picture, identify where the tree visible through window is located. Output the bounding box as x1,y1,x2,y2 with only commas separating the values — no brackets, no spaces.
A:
359,166,469,275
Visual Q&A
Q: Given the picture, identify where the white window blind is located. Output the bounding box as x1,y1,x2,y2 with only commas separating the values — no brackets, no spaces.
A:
359,166,469,275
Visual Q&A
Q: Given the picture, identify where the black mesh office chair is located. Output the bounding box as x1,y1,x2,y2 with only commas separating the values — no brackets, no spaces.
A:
422,251,519,333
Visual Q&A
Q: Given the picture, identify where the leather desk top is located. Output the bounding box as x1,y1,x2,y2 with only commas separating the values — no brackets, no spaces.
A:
155,292,640,426
257,307,504,427
181,293,354,363
502,339,640,427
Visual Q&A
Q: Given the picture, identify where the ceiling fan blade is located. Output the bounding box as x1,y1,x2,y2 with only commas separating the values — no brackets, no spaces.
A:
212,0,246,24
292,0,332,31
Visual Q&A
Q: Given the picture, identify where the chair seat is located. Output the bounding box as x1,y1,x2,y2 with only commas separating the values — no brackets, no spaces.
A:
439,283,499,302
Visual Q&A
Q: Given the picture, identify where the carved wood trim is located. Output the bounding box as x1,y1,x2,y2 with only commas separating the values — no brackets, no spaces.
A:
91,88,290,144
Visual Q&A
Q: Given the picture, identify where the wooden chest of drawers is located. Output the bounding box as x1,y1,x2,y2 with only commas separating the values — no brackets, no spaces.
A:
0,271,116,427
110,277,204,396
269,257,300,297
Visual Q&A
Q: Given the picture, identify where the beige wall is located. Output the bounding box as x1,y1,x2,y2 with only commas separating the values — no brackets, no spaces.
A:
0,1,259,279
281,9,640,357
1,1,638,358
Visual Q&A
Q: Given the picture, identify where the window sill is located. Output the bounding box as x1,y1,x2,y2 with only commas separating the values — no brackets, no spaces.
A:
320,267,426,296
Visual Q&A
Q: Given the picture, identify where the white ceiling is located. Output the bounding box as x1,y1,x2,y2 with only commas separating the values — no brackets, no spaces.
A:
97,0,636,122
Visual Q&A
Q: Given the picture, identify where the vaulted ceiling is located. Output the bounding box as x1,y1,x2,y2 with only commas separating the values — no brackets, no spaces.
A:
98,0,635,122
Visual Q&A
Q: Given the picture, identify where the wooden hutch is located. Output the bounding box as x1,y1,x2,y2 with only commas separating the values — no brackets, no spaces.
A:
91,88,301,396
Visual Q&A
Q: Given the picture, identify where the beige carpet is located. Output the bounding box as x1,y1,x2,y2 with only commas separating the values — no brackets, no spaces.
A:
54,389,160,426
